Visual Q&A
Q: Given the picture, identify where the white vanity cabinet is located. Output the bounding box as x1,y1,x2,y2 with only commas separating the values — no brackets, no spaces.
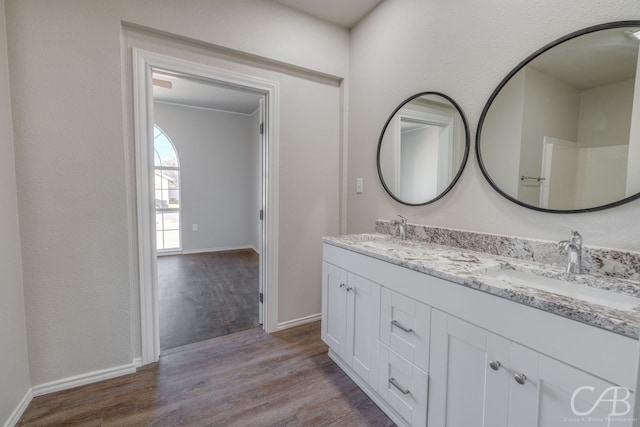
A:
321,261,380,388
377,342,429,426
428,311,634,427
321,242,639,427
428,310,511,427
507,342,634,427
377,288,431,425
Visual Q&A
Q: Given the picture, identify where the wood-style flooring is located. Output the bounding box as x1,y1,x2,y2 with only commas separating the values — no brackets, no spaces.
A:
17,322,395,426
158,250,259,351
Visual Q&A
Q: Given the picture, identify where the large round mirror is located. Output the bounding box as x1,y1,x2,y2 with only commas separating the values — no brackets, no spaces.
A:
477,21,640,213
377,92,470,206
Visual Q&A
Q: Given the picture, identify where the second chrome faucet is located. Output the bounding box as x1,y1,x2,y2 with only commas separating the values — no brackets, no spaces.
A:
558,230,583,274
390,215,407,240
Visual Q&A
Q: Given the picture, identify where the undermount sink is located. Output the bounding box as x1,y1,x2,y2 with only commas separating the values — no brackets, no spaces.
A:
485,268,640,311
357,238,413,251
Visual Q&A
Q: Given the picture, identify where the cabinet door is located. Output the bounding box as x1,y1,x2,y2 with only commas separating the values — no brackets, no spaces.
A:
380,287,431,372
428,310,510,427
321,262,348,358
346,273,381,387
508,343,634,427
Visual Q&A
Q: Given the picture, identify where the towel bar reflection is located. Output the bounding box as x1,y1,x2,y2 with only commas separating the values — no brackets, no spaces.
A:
520,176,546,182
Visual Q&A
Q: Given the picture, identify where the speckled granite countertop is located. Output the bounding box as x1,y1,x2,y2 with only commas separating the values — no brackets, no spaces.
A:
324,233,640,340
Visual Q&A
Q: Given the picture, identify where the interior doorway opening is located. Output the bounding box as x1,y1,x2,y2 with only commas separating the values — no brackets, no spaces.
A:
133,49,279,364
151,71,265,351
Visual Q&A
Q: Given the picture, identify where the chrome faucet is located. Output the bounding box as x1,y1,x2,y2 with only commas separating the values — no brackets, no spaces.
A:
558,230,583,274
390,215,407,240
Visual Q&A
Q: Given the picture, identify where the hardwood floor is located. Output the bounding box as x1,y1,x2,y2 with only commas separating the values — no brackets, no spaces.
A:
158,250,259,351
18,322,394,426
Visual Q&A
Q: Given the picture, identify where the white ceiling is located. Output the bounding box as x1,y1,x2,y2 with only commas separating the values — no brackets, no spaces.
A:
273,0,383,29
152,72,263,115
530,27,639,90
152,1,383,111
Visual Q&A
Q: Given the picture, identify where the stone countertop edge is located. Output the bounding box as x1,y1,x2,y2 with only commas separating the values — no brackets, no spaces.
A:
323,234,640,340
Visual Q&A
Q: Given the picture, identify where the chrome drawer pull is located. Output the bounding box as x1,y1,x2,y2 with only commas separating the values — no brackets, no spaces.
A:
489,360,501,371
389,377,411,395
391,320,413,333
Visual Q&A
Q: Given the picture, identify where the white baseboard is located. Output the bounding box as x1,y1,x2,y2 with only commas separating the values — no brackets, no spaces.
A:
3,388,33,427
277,313,321,331
4,360,142,426
31,362,137,397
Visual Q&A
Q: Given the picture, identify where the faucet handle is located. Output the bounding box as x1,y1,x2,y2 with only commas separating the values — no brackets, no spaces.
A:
569,230,582,245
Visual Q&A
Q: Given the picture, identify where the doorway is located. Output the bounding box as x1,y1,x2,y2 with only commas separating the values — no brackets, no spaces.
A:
133,49,279,364
152,72,264,351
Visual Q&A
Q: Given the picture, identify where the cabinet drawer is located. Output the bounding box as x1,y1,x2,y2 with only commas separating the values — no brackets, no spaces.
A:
380,287,430,372
377,343,428,426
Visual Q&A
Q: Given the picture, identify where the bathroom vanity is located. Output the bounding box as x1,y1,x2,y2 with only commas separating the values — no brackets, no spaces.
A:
321,228,640,427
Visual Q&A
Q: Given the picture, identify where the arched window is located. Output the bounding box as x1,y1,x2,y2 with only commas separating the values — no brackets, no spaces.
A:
154,125,181,251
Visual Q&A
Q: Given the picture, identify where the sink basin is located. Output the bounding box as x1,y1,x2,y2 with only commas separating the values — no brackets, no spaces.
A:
357,239,414,251
485,269,640,311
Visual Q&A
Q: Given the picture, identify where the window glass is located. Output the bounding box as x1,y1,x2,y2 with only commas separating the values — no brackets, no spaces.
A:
153,125,181,251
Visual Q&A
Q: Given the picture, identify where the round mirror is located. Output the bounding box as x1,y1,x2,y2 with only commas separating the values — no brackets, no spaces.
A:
477,21,640,213
377,92,470,206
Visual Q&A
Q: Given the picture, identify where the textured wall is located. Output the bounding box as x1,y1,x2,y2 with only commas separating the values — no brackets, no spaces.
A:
0,0,30,424
348,0,640,251
154,102,259,253
6,0,347,386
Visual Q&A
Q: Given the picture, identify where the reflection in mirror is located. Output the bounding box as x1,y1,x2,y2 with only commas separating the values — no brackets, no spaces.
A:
478,22,640,212
378,93,469,205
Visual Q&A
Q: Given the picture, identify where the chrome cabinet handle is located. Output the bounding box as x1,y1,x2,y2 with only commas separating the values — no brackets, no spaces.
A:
489,360,501,371
389,377,411,395
339,283,352,292
514,373,527,385
391,320,413,333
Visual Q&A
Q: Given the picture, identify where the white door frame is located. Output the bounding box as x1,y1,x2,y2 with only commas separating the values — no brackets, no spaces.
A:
132,49,280,365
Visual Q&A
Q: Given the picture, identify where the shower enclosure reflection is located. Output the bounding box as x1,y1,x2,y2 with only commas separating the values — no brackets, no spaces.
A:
478,23,640,212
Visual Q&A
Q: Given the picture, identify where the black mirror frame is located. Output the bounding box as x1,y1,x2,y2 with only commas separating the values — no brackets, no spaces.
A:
476,21,640,214
377,91,470,206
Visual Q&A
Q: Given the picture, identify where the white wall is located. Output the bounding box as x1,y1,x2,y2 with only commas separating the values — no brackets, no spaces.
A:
627,45,640,197
480,70,525,198
6,0,347,387
519,67,580,206
546,141,579,209
0,0,30,424
154,102,259,253
348,0,640,251
577,145,628,208
578,78,634,148
400,126,439,202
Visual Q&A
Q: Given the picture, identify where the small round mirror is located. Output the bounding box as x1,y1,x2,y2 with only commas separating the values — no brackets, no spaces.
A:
377,92,470,206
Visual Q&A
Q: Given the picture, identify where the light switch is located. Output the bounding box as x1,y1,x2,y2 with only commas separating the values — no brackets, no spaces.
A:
192,224,198,231
356,178,364,194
